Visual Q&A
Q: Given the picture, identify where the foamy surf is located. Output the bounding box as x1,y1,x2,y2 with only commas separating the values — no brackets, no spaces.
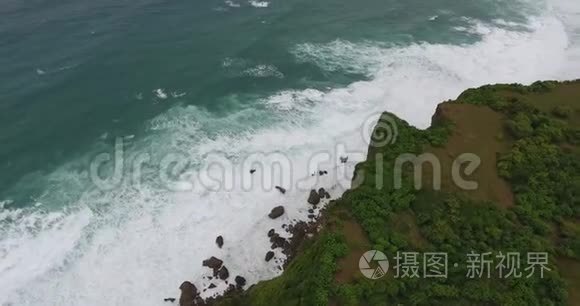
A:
249,1,269,8
1,1,580,306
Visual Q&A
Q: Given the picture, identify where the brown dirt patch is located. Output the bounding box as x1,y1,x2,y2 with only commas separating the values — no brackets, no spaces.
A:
422,103,514,207
557,256,580,306
334,211,371,284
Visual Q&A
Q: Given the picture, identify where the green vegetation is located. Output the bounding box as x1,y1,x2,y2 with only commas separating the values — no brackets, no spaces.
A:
216,80,580,306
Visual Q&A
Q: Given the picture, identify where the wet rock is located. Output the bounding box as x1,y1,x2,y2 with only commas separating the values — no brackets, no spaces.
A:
202,257,223,270
164,298,176,303
208,283,216,289
217,266,230,280
216,236,224,248
275,186,286,194
265,251,275,262
340,156,348,163
179,281,198,306
308,208,314,213
324,191,331,199
268,206,285,219
317,188,326,198
270,234,289,249
250,169,256,174
308,214,315,219
235,276,247,288
267,229,275,237
307,189,320,205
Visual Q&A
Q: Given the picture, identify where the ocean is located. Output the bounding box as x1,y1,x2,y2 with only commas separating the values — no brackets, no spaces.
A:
1,0,579,304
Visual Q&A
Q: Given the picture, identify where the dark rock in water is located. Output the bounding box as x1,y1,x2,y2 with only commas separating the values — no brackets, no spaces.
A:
202,257,223,270
179,281,198,306
307,189,320,205
216,236,224,248
235,276,247,288
340,156,348,163
318,170,325,176
268,229,275,237
308,208,314,213
268,206,285,219
308,214,315,219
208,283,216,289
265,251,275,262
270,234,289,249
324,191,331,199
217,266,230,280
250,169,256,174
164,298,176,303
317,188,326,198
275,186,286,194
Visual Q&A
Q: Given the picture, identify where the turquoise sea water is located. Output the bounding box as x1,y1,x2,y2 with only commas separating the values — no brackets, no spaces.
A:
1,0,579,305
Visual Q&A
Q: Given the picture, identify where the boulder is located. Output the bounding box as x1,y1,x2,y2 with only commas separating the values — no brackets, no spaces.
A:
250,169,256,174
178,281,198,306
235,276,247,288
307,190,320,205
340,156,348,163
163,298,176,303
267,229,275,237
265,251,275,262
217,266,230,280
268,206,285,219
275,186,286,194
202,257,223,270
208,283,216,289
324,191,331,199
317,188,326,198
308,214,315,219
216,236,224,248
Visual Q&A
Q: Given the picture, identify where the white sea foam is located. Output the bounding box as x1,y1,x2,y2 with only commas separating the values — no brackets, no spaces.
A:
2,1,580,306
249,0,269,8
242,64,284,78
225,0,241,8
153,88,168,99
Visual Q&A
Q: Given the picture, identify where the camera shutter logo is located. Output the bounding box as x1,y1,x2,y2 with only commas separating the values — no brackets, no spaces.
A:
359,250,389,279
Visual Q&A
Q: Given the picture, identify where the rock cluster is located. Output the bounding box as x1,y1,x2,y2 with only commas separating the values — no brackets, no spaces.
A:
175,180,333,305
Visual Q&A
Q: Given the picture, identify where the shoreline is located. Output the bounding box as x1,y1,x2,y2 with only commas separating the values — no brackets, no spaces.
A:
174,79,580,306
